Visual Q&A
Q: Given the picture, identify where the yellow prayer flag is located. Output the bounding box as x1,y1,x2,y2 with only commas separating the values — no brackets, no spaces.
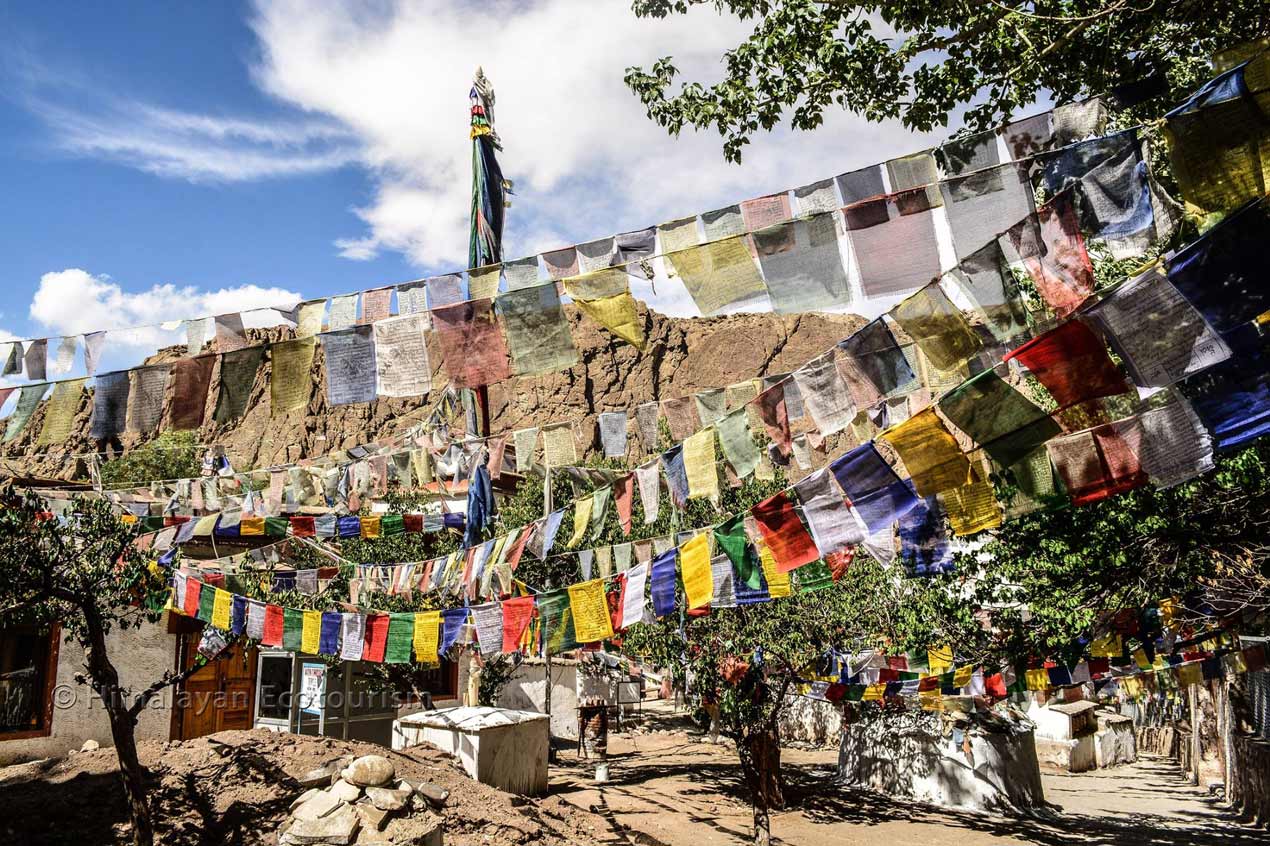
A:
468,264,501,300
37,378,86,446
920,692,944,711
1025,668,1050,691
1158,597,1180,630
952,665,973,688
360,516,382,539
862,684,885,701
573,291,645,349
211,589,232,630
413,611,441,664
756,538,791,598
1122,676,1144,699
1223,651,1248,675
928,645,954,674
301,610,322,654
567,497,592,548
943,477,1002,536
679,533,714,610
1132,648,1152,670
121,514,137,525
1089,633,1122,658
1176,663,1203,687
880,408,971,497
240,517,265,536
683,428,719,502
568,579,615,643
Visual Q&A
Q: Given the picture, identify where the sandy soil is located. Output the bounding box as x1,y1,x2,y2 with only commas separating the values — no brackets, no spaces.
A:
550,725,1265,846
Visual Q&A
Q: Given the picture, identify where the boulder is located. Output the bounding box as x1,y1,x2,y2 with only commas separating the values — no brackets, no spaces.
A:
341,755,395,787
330,779,362,803
281,806,361,846
80,739,100,752
365,786,411,812
292,790,345,822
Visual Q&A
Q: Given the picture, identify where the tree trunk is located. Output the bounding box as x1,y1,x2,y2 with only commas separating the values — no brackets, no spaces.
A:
81,605,155,846
738,724,784,846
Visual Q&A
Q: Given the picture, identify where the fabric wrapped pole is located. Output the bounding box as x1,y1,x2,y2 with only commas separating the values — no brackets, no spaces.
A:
431,298,512,387
498,283,578,375
321,326,378,406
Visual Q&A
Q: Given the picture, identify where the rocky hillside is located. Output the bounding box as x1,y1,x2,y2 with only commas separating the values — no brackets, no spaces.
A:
1,304,866,481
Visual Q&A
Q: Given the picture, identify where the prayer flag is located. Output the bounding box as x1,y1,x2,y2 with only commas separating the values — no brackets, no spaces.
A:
270,337,315,415
37,379,85,446
127,365,169,435
385,613,414,663
666,237,768,315
714,514,763,590
890,282,982,373
599,411,627,458
262,604,284,647
636,462,661,524
90,370,130,441
542,422,577,466
754,382,792,456
319,612,341,656
650,549,678,618
620,563,649,629
751,491,819,573
683,428,719,502
845,188,943,298
321,326,377,406
413,611,441,663
754,215,850,314
614,474,634,535
431,299,512,387
170,355,216,430
215,347,264,423
283,609,304,651
793,351,855,436
569,579,615,643
567,497,591,549
499,284,579,375
793,469,864,556
829,443,919,533
211,589,232,630
373,314,432,397
1005,195,1095,318
301,610,321,654
661,395,700,441
938,368,1061,468
1006,319,1128,408
880,408,972,497
362,614,389,662
1047,424,1147,505
679,533,713,610
501,597,536,653
717,408,760,479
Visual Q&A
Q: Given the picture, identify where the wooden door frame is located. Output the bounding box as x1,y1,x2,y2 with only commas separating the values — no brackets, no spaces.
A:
167,617,258,741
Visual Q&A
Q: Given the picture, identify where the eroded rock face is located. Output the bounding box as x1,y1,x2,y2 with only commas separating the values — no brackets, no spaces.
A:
2,305,865,480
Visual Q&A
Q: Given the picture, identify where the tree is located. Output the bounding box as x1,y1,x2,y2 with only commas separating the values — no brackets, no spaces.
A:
0,492,210,846
98,430,202,489
625,1,1268,162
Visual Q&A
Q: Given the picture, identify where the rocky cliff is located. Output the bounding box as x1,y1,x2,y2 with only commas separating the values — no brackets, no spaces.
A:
1,304,867,481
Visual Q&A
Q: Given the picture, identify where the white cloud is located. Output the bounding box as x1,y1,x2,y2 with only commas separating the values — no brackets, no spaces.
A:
246,0,948,271
29,268,302,359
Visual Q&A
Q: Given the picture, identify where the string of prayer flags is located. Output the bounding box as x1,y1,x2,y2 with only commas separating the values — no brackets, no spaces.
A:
1166,196,1270,341
90,371,130,441
845,188,944,298
1112,397,1213,488
1164,52,1270,217
127,365,170,435
37,379,85,446
215,346,265,423
431,299,511,387
751,491,819,573
1006,319,1129,408
938,368,1062,467
793,351,855,436
1005,194,1096,318
754,214,851,314
679,532,714,610
665,236,768,315
569,579,615,643
891,282,982,373
829,443,920,533
717,408,761,479
500,284,579,376
271,338,316,415
650,549,678,618
372,314,432,397
683,428,719,502
881,408,972,497
171,356,216,429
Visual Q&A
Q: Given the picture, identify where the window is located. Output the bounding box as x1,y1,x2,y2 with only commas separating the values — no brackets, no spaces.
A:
0,625,59,740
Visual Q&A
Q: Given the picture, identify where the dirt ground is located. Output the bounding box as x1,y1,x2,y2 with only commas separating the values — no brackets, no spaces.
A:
0,729,613,846
551,726,1265,846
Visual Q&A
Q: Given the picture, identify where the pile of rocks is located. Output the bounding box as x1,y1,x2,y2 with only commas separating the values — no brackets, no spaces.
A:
280,754,446,846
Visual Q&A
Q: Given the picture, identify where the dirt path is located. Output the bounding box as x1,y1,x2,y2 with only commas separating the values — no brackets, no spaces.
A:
551,727,1263,846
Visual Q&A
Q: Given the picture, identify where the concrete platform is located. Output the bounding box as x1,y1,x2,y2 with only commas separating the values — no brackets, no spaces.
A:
393,706,549,796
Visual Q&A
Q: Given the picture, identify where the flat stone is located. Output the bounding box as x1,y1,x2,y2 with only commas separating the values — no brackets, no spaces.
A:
409,781,449,808
290,788,321,810
80,739,100,752
341,755,395,787
329,779,362,803
298,763,340,789
282,806,361,845
292,790,345,822
353,802,392,832
365,786,411,812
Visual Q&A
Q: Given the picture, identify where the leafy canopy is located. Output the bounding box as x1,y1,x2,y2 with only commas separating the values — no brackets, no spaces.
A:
625,1,1268,161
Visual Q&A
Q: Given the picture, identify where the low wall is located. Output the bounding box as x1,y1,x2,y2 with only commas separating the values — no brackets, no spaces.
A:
837,712,1046,813
1228,734,1270,827
1,617,175,765
778,695,843,747
492,661,580,740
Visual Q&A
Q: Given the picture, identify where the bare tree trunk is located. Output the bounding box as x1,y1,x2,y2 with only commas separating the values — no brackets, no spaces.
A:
81,605,154,846
738,724,784,846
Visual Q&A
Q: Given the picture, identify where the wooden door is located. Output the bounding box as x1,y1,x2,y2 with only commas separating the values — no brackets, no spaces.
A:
175,636,258,740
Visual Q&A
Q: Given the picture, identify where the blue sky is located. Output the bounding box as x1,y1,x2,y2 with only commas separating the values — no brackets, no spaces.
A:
0,1,954,375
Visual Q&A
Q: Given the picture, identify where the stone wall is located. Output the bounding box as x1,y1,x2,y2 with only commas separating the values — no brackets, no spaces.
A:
0,616,175,765
1228,733,1270,826
777,694,843,747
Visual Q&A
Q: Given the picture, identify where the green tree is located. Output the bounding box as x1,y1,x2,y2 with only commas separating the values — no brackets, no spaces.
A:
625,1,1267,162
98,430,202,489
0,492,209,846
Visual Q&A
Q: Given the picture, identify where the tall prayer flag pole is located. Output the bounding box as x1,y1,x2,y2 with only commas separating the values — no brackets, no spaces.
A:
469,67,509,436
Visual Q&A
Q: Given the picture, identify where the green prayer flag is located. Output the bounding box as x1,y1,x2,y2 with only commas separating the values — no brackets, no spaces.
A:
215,347,265,424
713,514,763,589
716,408,760,479
385,613,414,663
283,608,304,651
938,368,1061,468
197,585,217,623
845,685,865,702
590,486,612,541
537,589,578,655
795,559,834,594
265,517,289,538
381,514,405,536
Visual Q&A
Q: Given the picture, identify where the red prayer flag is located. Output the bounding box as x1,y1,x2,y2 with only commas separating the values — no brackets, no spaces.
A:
754,383,791,457
289,516,316,537
182,579,202,617
430,299,512,388
1006,194,1095,318
403,513,424,534
504,526,533,572
1088,657,1111,676
826,547,856,581
362,614,390,662
262,604,284,647
751,491,819,573
1005,319,1128,409
985,673,1008,698
614,474,634,536
501,596,536,653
